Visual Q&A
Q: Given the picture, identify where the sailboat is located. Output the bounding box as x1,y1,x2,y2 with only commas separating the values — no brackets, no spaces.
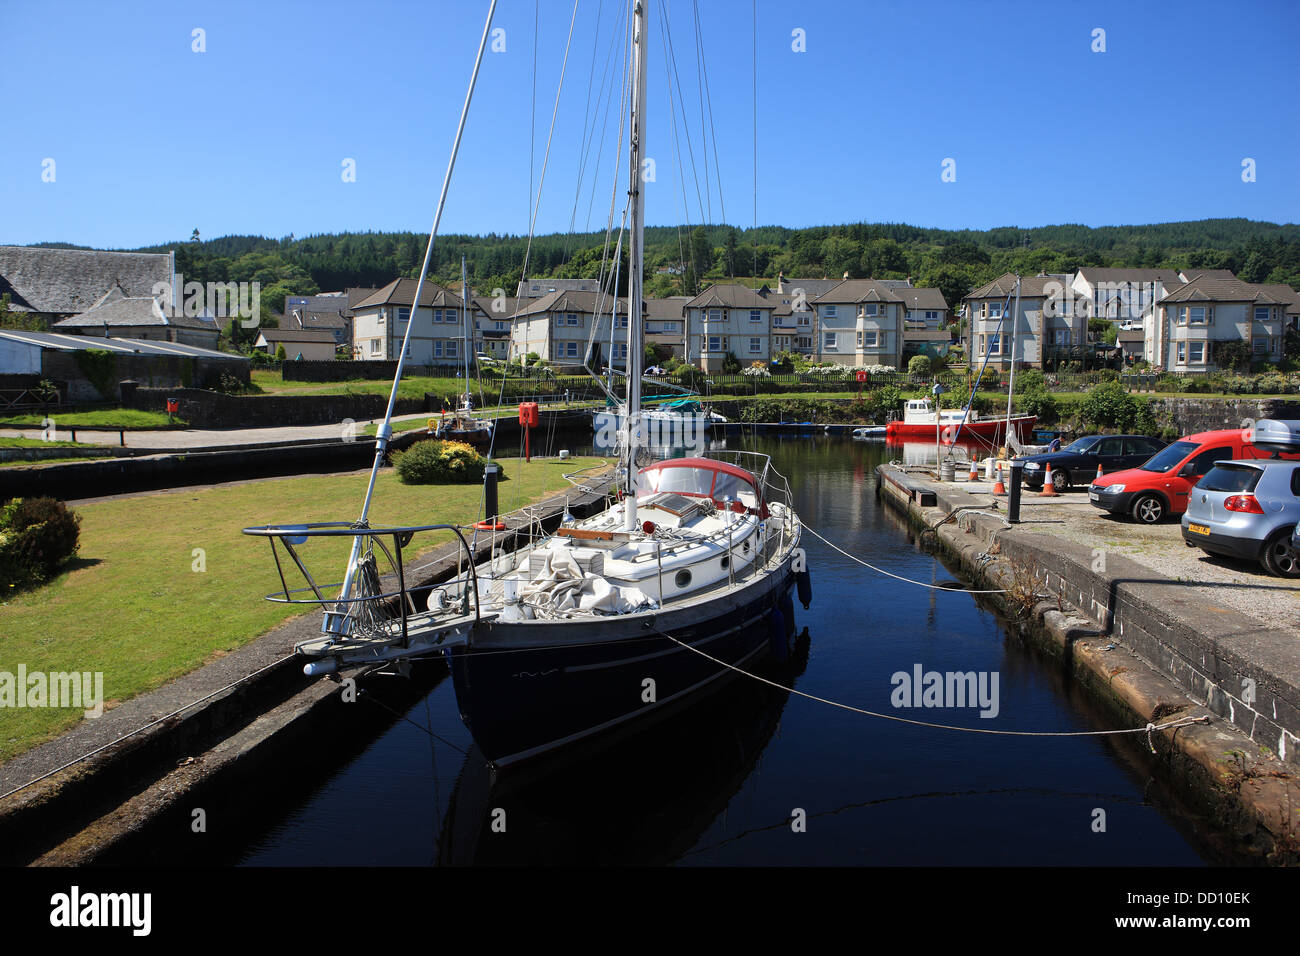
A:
434,257,494,449
243,0,809,771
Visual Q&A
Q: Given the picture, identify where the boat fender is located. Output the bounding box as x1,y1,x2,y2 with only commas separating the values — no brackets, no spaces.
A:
796,567,812,609
768,605,788,662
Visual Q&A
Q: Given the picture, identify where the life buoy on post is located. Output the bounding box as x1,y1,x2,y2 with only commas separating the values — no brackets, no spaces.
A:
519,402,540,462
855,370,868,383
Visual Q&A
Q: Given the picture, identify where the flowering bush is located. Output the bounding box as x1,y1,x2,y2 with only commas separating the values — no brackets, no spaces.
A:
391,440,487,485
741,365,771,377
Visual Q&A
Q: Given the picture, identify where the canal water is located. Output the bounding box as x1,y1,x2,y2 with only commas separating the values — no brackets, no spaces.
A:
123,434,1211,865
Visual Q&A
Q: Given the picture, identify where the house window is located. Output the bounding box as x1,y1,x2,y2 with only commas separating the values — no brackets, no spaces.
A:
1179,306,1206,325
773,316,785,328
861,304,879,317
369,339,380,355
1177,342,1186,364
987,333,1001,355
988,302,1002,318
708,335,722,353
925,311,938,321
824,305,838,318
708,309,722,323
434,341,443,358
1253,337,1268,354
447,341,457,358
617,343,627,359
1189,342,1204,363
748,337,761,354
797,315,810,327
823,332,837,351
796,336,812,349
862,330,878,348
1053,329,1070,346
566,342,579,358
397,307,411,324
750,310,761,323
1255,307,1271,322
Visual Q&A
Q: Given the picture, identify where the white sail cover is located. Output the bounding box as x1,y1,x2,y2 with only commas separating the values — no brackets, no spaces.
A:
519,548,657,615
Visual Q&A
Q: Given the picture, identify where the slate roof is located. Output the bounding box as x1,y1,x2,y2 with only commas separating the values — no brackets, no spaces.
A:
685,283,773,310
1158,275,1293,305
351,278,463,310
1075,267,1185,286
644,296,690,319
51,296,218,332
0,246,172,315
814,279,907,304
511,289,626,318
0,329,243,360
282,309,347,330
964,273,1069,300
893,287,950,312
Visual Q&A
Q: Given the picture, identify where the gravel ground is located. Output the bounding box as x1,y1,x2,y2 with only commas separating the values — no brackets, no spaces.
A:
951,475,1300,629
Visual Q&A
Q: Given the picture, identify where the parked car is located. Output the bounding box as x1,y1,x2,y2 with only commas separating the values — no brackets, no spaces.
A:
1018,434,1168,491
1182,460,1300,577
1088,426,1300,524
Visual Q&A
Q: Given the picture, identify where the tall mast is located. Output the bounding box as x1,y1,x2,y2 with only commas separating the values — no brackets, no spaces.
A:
461,255,471,404
1004,273,1021,451
624,0,647,531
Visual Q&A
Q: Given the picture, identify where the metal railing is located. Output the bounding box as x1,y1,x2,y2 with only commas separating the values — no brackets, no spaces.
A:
241,521,482,649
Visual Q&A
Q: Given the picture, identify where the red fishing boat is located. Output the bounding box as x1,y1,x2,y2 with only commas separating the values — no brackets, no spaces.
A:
885,398,1036,443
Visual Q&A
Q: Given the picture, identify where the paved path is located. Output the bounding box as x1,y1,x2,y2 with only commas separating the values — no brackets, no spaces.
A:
0,412,435,450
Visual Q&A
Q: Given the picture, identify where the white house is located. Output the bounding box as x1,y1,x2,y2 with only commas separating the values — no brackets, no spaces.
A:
812,279,907,368
1150,275,1288,371
351,278,469,367
684,284,774,372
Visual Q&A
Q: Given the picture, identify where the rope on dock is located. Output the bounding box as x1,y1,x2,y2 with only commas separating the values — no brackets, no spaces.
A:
0,653,297,803
803,523,1010,594
652,626,1208,743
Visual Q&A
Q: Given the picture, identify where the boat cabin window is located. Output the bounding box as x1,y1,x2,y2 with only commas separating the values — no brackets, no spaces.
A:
636,461,761,508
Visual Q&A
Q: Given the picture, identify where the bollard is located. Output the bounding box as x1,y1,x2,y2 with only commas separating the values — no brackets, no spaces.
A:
1008,460,1023,524
70,427,77,444
119,429,126,447
484,461,500,522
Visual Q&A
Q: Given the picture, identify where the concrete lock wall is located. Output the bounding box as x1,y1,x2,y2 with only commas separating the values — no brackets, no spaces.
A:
40,352,249,403
126,386,428,428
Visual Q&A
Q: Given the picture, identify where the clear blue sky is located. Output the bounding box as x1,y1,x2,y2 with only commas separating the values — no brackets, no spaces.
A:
3,0,1297,250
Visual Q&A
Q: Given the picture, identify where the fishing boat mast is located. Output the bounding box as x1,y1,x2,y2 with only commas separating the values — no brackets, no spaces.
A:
623,0,647,532
461,255,472,407
1003,273,1021,451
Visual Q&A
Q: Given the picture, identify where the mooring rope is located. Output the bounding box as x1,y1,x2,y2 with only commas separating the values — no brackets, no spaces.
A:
802,523,1010,595
651,626,1207,746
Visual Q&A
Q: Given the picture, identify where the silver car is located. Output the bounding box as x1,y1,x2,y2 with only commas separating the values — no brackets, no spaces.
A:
1181,460,1300,577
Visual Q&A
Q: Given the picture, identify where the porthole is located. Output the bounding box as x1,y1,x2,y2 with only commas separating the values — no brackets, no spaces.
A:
743,540,751,554
720,556,730,569
674,569,693,589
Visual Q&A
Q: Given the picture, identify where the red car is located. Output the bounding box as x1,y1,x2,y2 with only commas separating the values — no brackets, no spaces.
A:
1088,428,1300,524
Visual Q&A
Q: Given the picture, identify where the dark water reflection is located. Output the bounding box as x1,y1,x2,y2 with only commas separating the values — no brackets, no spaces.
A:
128,434,1211,865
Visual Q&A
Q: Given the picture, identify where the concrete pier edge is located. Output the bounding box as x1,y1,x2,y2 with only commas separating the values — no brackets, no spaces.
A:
876,463,1300,863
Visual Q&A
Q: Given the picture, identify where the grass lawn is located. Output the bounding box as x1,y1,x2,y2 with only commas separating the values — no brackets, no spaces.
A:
0,456,114,469
0,437,84,448
0,455,610,764
0,409,177,429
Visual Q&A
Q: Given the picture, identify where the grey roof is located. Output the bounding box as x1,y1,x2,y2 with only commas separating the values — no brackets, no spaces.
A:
282,309,347,330
345,287,379,312
1178,269,1238,282
1158,275,1292,305
516,277,601,298
511,289,626,318
0,246,172,315
875,278,914,290
964,273,1066,300
1075,267,1184,286
351,278,463,310
0,329,244,360
51,296,218,332
644,296,690,319
685,283,772,310
1260,284,1300,313
893,287,950,312
774,276,841,298
814,279,906,304
903,329,953,341
1117,329,1145,342
472,295,524,321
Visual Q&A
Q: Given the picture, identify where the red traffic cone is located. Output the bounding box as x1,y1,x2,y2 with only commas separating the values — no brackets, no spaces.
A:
1039,462,1059,497
992,461,1006,496
968,458,979,481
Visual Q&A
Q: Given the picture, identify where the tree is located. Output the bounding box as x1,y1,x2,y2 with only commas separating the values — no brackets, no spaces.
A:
275,343,287,361
0,294,47,331
190,228,201,243
724,227,739,276
689,227,713,290
907,354,933,377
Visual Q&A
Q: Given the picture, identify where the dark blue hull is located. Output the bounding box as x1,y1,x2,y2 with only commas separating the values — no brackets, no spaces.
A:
449,578,794,768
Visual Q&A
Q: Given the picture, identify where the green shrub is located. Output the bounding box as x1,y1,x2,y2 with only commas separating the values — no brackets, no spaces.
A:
1017,388,1059,425
1079,380,1143,430
0,497,81,590
907,354,933,377
391,440,487,485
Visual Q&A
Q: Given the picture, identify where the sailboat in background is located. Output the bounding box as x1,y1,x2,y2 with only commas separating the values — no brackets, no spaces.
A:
434,257,495,449
244,0,810,772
